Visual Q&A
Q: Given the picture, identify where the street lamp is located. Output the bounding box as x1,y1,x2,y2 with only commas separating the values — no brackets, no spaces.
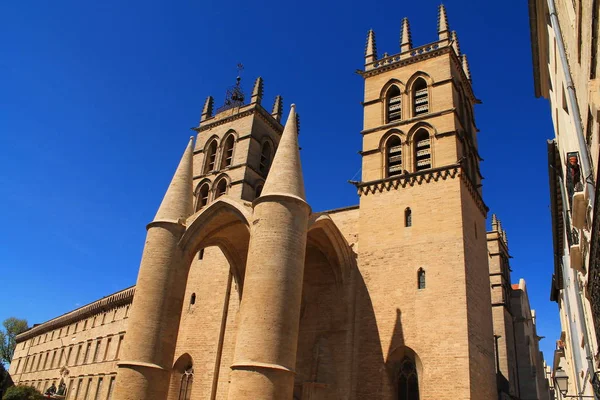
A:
553,367,596,398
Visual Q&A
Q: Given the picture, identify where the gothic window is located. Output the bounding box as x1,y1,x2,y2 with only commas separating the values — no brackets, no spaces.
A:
196,183,210,211
414,130,431,171
417,269,425,289
397,357,420,400
204,140,218,174
405,208,412,227
215,178,228,198
220,134,235,169
387,85,402,122
386,135,403,177
413,78,429,116
178,367,193,400
260,141,273,174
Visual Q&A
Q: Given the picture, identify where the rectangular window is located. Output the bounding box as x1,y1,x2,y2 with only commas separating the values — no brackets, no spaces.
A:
83,378,92,400
66,325,70,335
50,350,57,369
35,354,41,371
125,306,130,318
67,379,74,399
75,345,82,366
106,377,115,400
93,340,101,363
83,320,88,331
74,323,78,333
92,316,97,328
112,309,117,322
103,338,112,361
115,335,124,359
43,352,49,370
94,378,103,400
58,329,62,338
101,313,106,325
50,331,54,340
83,342,91,364
75,378,83,400
67,346,73,366
15,358,21,373
60,348,65,366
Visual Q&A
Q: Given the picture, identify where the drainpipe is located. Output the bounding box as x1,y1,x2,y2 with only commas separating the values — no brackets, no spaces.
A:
556,169,596,397
547,0,596,205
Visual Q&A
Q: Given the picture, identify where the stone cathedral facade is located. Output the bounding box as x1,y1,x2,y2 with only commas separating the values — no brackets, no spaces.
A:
8,6,550,400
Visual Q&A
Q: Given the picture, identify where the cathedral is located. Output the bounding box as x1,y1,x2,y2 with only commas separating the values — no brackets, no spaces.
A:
8,6,551,400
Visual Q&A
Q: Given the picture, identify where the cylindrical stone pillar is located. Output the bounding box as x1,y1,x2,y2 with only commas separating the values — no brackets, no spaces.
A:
112,221,187,400
227,194,310,399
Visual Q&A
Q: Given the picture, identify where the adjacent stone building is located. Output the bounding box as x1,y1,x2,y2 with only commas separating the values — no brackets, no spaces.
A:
8,6,551,400
529,0,600,397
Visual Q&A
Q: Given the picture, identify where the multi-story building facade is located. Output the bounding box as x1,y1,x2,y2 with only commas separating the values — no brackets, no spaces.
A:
7,6,550,400
529,0,600,397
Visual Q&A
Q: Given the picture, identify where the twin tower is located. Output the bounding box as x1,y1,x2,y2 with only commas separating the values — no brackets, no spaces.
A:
112,5,497,400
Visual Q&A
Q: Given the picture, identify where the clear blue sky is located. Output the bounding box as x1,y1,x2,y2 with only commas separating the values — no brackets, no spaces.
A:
1,0,557,361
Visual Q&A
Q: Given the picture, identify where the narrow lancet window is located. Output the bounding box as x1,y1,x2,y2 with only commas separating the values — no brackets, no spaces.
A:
405,207,412,227
387,85,402,122
414,130,431,171
190,293,196,305
386,136,403,177
221,135,235,169
260,142,272,174
204,140,218,173
417,269,425,290
215,178,228,198
413,78,429,116
178,367,193,400
196,183,210,211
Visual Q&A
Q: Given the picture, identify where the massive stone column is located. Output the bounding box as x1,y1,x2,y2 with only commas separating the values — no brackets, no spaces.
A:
228,105,310,399
113,138,194,400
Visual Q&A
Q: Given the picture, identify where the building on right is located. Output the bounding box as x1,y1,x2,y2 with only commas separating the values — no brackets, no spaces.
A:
529,0,600,397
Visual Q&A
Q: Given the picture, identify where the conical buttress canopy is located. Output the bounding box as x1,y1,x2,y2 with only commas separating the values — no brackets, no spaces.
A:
261,105,306,201
153,137,195,222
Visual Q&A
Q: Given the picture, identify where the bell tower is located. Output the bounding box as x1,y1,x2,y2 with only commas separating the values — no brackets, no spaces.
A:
355,5,497,399
192,71,285,210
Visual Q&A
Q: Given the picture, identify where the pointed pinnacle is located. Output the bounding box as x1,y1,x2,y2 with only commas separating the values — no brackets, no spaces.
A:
200,96,214,122
491,214,499,231
401,18,412,52
365,29,377,63
451,30,460,56
261,104,306,201
438,4,450,40
271,95,283,122
462,54,472,81
251,77,264,104
154,137,195,222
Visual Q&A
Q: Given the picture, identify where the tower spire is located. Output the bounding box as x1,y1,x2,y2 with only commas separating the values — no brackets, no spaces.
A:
365,29,377,65
401,18,412,52
200,96,214,123
462,54,472,81
451,30,461,56
491,214,499,231
271,95,283,122
251,76,264,104
153,137,195,222
438,4,450,40
261,104,305,201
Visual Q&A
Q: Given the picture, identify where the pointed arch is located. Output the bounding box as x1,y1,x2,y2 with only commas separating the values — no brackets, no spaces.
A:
386,345,423,400
203,138,219,174
254,179,265,199
405,207,412,227
212,174,231,199
407,72,433,118
411,128,432,171
220,131,237,169
181,197,252,288
384,134,403,177
417,268,425,289
259,139,274,175
171,353,193,400
307,213,356,286
194,179,212,211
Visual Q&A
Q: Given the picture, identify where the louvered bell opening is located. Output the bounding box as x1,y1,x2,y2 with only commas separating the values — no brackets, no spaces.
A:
387,137,403,177
415,136,431,171
414,84,429,116
388,95,402,122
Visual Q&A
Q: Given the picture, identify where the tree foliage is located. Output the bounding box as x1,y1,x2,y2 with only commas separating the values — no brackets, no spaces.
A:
2,385,44,400
0,318,29,366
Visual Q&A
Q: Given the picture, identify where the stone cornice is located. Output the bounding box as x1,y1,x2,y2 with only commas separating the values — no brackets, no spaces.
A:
355,164,487,215
360,109,456,135
193,104,283,135
16,287,135,342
